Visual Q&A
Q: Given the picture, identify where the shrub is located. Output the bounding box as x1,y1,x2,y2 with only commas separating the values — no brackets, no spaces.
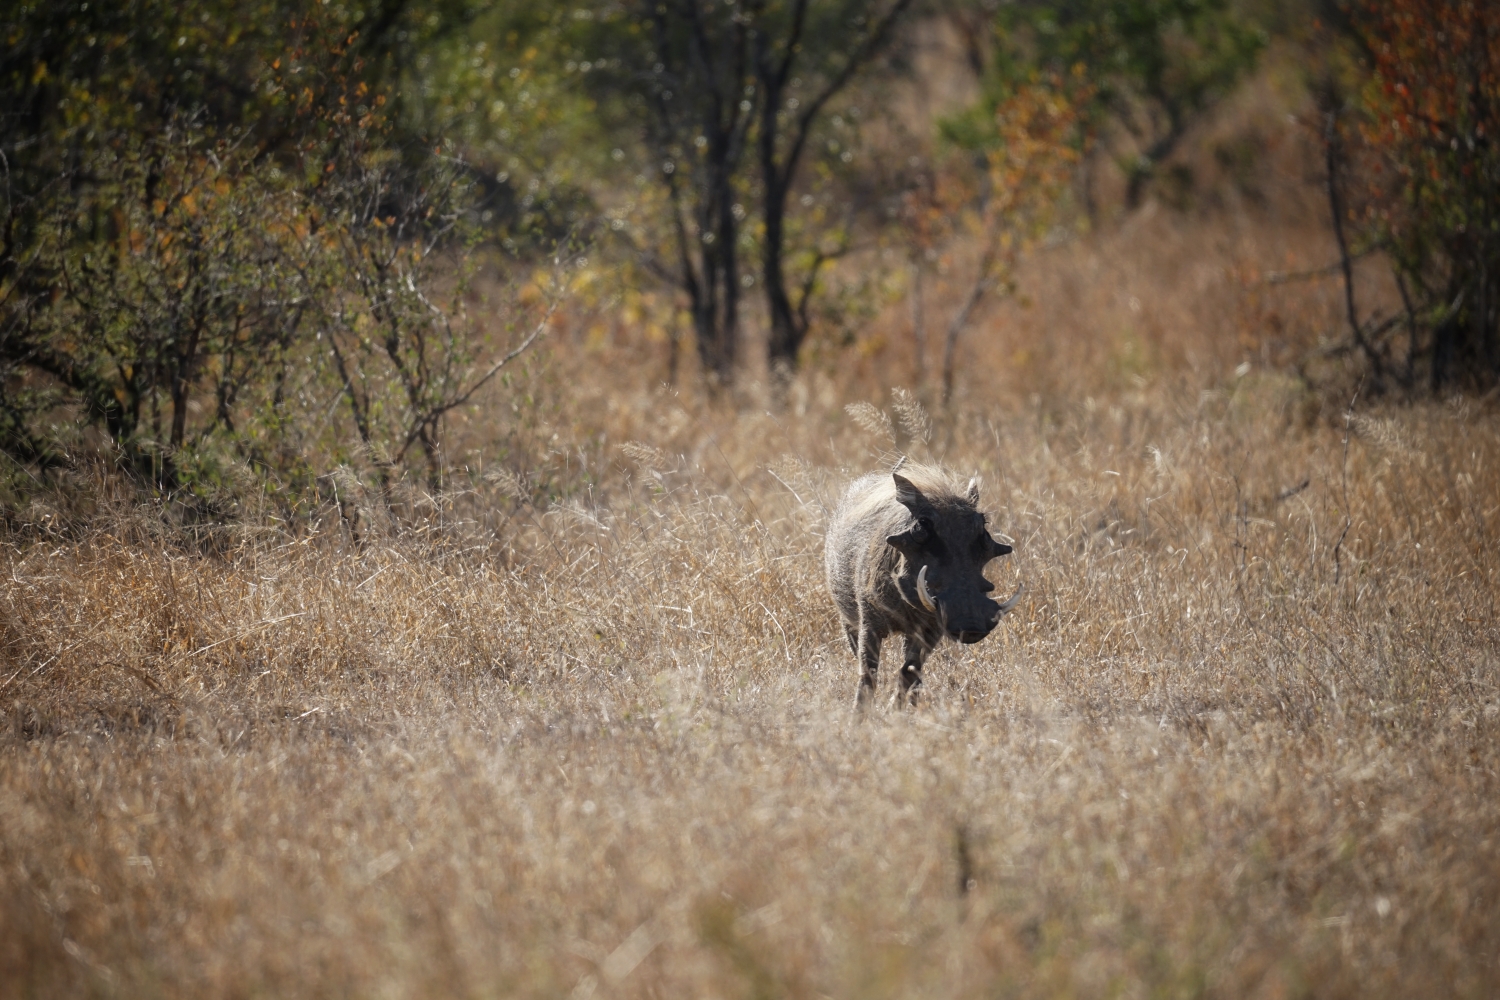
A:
0,6,561,511
1335,0,1500,392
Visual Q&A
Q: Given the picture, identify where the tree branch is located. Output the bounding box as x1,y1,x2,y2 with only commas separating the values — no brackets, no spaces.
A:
427,297,558,422
1324,108,1385,384
776,0,914,190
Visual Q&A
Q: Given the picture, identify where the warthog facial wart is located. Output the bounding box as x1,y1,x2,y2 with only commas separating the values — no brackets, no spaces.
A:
824,463,1022,708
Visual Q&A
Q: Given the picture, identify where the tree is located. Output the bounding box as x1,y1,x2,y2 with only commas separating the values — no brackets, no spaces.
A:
573,0,913,384
946,0,1265,211
1336,0,1500,392
0,1,558,496
308,120,565,490
749,0,916,377
900,78,1087,407
0,125,311,484
578,1,758,385
0,1,299,468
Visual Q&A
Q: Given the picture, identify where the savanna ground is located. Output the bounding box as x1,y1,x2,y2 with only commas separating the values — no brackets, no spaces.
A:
5,56,1500,1000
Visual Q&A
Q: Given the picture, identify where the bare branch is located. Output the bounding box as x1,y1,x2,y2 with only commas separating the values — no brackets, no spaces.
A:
432,297,559,420
1324,108,1385,385
776,0,915,190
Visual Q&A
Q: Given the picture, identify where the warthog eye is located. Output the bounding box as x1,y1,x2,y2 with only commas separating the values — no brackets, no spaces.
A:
887,518,931,552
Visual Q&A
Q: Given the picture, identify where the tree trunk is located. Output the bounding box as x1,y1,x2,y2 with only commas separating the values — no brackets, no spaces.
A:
169,321,203,455
1323,106,1386,390
750,0,915,381
688,199,738,385
756,60,807,380
762,171,800,377
940,275,989,409
690,243,724,381
1124,123,1186,210
910,258,926,386
698,150,740,383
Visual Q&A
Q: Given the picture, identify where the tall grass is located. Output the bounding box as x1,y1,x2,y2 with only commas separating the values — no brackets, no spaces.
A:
3,76,1499,997
5,357,1497,997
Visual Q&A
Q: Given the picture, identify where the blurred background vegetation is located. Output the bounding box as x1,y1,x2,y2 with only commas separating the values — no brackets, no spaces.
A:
1,0,1495,515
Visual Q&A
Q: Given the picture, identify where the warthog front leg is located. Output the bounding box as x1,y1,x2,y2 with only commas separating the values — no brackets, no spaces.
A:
854,624,882,710
898,634,929,705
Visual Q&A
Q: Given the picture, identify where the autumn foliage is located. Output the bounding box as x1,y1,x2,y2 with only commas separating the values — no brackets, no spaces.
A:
1348,0,1500,389
902,77,1088,405
4,5,1500,997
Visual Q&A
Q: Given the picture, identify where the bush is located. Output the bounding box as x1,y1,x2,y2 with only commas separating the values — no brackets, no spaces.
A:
1,123,313,485
1333,0,1500,392
0,4,562,511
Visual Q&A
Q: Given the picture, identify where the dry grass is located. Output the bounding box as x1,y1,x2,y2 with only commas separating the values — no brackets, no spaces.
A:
5,369,1498,998
4,75,1500,998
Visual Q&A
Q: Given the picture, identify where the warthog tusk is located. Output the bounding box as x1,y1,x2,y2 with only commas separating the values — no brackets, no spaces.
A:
917,564,939,613
996,582,1024,615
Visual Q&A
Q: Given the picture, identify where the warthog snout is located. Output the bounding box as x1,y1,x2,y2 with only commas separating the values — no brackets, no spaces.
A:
915,564,1014,642
825,463,1024,708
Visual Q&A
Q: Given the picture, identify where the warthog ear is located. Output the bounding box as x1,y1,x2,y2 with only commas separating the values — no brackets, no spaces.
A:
989,535,1013,557
892,472,926,513
966,477,981,505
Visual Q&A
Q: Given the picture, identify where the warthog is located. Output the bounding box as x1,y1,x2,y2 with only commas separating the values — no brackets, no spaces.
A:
825,463,1022,707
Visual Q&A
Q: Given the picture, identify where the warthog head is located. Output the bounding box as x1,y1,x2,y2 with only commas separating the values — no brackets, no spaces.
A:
885,472,1019,644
